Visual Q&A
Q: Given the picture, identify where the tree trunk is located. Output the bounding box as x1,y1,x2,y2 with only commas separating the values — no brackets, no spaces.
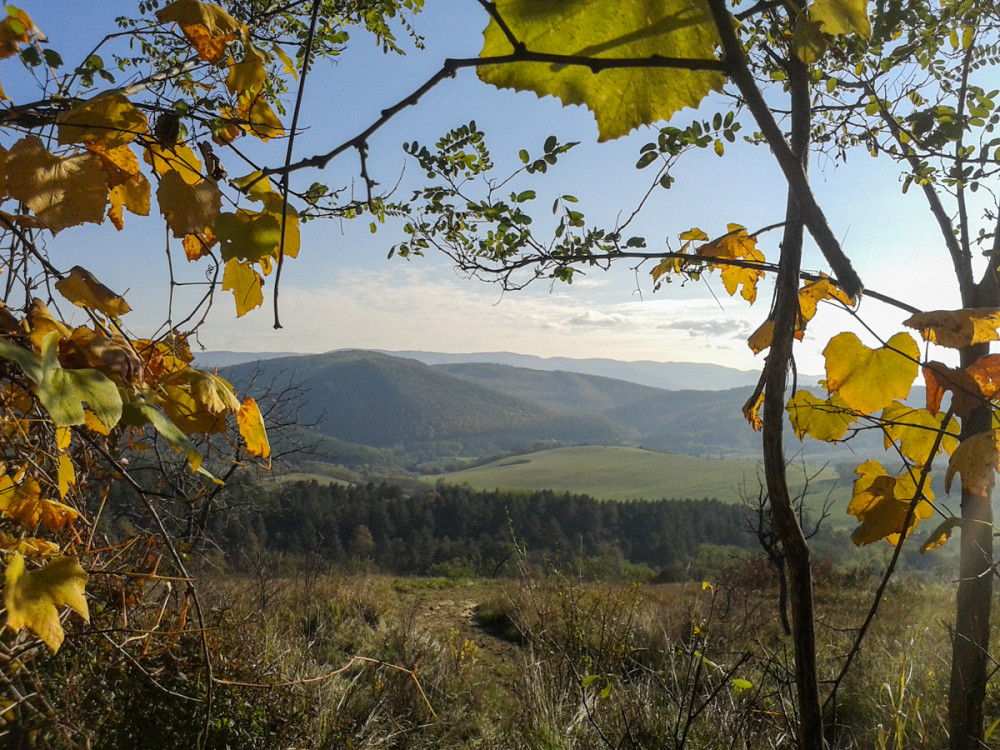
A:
760,53,824,750
950,342,994,750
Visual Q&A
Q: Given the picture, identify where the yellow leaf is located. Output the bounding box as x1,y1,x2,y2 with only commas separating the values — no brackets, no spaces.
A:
155,0,245,64
226,44,267,95
881,400,958,466
824,332,919,414
742,391,763,431
786,390,854,441
215,210,282,263
157,169,222,238
237,396,270,458
811,0,872,37
920,517,960,553
26,299,72,351
143,143,203,184
0,474,78,531
5,137,108,234
108,174,151,230
155,383,227,435
88,143,143,186
55,427,71,451
747,319,774,354
946,429,1000,497
163,368,240,415
222,258,264,317
478,0,725,141
793,15,828,63
798,275,854,322
696,226,765,303
57,454,75,500
272,43,298,81
182,229,218,260
0,533,60,557
848,460,932,546
55,266,131,318
239,92,283,141
904,308,1000,350
5,553,88,653
57,94,149,149
0,7,36,59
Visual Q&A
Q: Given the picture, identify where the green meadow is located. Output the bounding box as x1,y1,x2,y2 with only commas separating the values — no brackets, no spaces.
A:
428,445,844,503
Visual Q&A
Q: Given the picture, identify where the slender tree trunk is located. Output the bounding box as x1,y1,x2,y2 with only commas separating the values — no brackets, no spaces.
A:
950,336,994,749
760,54,824,750
776,560,792,637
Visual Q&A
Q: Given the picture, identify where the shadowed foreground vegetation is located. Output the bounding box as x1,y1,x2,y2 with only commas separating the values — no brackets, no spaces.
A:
20,555,992,749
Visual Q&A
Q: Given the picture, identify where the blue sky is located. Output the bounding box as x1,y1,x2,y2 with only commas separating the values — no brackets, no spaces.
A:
3,1,976,375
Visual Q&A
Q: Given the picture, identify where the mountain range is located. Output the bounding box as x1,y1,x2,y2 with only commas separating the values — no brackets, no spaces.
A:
214,349,879,464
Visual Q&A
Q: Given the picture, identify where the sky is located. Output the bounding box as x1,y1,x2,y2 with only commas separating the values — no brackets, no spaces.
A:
2,1,981,376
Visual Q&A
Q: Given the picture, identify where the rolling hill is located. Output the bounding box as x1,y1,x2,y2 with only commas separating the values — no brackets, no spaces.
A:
220,350,634,452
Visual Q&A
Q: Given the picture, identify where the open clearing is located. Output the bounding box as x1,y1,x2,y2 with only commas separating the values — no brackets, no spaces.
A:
428,445,843,502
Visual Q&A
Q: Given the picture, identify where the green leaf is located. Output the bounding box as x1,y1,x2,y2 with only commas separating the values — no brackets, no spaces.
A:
121,393,203,473
730,678,753,692
2,332,122,430
478,0,726,141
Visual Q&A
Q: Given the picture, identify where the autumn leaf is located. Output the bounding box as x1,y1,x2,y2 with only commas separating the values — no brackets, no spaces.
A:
57,454,74,500
920,517,961,553
478,0,726,141
5,137,108,234
57,94,149,149
824,332,919,414
793,15,828,63
157,169,222,237
786,390,854,441
904,308,1000,349
121,393,202,472
162,368,240,415
55,266,131,318
742,391,763,431
696,225,765,303
226,44,267,95
5,553,88,653
144,143,204,184
155,0,245,64
108,175,151,229
182,230,218,261
848,460,933,546
26,299,72,352
237,397,269,458
0,7,36,59
881,400,958,466
945,429,1000,497
749,276,854,353
922,361,984,418
810,0,872,38
222,258,264,316
0,474,78,531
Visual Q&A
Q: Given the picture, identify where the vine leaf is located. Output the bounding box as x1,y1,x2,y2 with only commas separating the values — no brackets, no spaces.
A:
5,552,88,653
810,0,872,37
749,275,853,353
55,266,131,318
478,0,726,141
155,0,245,64
223,259,264,317
824,332,919,414
921,517,960,553
157,169,222,237
881,401,958,466
786,390,854,441
849,459,933,546
121,393,202,473
5,137,108,234
237,397,270,458
946,429,1000,497
921,357,1000,418
0,474,78,530
144,143,204,184
696,224,764,303
905,308,1000,349
56,94,149,149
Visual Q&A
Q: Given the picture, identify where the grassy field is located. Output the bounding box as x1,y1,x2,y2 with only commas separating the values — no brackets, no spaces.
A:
428,445,844,503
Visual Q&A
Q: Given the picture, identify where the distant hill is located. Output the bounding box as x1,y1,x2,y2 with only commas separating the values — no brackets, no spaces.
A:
220,350,634,453
436,361,664,413
197,348,786,391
